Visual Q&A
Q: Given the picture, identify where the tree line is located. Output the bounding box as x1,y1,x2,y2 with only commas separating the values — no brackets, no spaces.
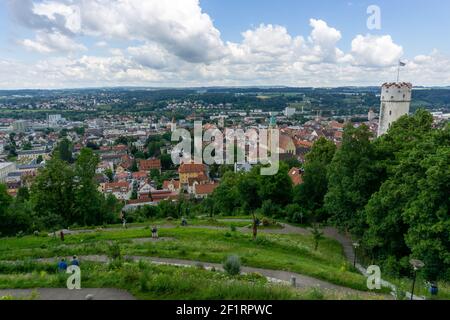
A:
0,148,123,236
204,110,449,281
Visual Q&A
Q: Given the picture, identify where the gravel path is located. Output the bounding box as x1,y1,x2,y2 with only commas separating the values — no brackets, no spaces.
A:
0,288,135,300
31,254,388,299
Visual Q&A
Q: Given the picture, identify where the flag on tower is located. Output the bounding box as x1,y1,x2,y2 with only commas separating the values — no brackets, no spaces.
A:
399,61,406,67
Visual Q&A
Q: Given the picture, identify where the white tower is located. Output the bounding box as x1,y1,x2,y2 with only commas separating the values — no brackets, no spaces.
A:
377,82,412,137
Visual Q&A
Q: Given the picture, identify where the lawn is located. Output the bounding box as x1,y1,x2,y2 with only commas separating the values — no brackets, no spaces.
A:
0,226,369,291
0,261,379,300
1,223,447,299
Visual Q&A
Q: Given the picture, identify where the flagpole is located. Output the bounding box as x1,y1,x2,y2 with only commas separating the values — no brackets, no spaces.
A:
397,61,400,83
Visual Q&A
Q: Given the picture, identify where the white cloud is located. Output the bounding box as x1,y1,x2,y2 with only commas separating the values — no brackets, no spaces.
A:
20,31,87,53
351,34,403,67
4,0,450,88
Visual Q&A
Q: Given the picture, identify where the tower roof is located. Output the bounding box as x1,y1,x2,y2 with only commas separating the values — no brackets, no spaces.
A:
382,82,412,89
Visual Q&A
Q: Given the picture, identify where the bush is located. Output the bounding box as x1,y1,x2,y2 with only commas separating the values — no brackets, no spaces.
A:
260,200,282,218
262,218,271,227
223,255,241,276
230,224,237,232
108,243,122,261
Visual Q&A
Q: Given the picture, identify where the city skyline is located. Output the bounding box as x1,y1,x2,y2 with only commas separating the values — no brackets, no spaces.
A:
0,0,450,89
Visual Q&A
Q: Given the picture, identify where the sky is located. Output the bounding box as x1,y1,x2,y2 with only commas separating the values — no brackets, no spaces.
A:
1,0,450,89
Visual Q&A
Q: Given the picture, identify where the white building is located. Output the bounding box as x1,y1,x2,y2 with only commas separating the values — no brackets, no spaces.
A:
378,82,412,137
12,120,27,133
284,107,296,118
368,109,377,122
0,162,16,182
48,114,62,125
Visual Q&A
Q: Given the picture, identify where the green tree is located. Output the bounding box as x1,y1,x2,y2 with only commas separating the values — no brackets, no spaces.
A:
74,148,104,226
54,138,74,163
258,163,293,207
31,157,75,228
294,137,336,222
310,224,324,251
324,124,379,235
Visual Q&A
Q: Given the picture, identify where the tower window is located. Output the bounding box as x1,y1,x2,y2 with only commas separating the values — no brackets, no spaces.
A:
389,110,392,116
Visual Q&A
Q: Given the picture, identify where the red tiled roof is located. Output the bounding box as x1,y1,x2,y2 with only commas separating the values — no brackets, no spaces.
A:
179,162,207,174
294,140,313,148
132,171,148,179
105,181,130,192
194,183,219,195
163,179,180,189
288,167,303,186
139,159,161,171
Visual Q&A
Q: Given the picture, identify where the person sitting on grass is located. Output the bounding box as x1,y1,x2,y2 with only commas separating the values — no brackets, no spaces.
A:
58,258,68,272
71,255,80,266
151,226,158,239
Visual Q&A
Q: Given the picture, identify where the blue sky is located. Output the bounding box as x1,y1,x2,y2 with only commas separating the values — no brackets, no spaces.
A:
0,0,449,88
201,0,450,55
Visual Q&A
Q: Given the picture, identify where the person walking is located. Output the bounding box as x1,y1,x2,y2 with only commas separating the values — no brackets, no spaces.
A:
58,258,68,272
60,230,65,242
151,226,158,239
71,255,80,266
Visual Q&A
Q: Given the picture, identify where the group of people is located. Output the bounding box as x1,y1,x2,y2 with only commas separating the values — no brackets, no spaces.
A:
57,256,80,272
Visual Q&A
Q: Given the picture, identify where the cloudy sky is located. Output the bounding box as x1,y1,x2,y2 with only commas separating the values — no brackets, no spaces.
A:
1,0,450,89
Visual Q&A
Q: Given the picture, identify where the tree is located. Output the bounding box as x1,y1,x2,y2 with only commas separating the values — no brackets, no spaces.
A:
0,184,12,222
54,138,74,163
324,124,379,235
16,187,30,202
258,163,293,207
160,153,173,170
237,171,262,240
31,157,75,228
363,118,449,280
105,168,114,182
310,224,324,251
293,137,336,222
74,148,104,226
130,159,139,172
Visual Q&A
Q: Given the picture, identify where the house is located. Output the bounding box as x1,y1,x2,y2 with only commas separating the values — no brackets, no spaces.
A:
178,162,207,185
139,158,162,173
103,181,132,200
132,171,148,182
193,182,219,199
163,179,180,192
278,134,296,155
288,167,304,186
138,182,153,199
150,190,178,202
0,162,16,182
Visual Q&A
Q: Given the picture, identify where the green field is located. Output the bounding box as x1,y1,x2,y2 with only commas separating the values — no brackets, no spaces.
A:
0,219,447,300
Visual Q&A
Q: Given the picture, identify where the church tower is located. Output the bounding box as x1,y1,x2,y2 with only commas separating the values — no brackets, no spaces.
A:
377,82,412,137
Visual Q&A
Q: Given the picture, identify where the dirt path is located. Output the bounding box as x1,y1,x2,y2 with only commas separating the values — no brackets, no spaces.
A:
32,254,388,299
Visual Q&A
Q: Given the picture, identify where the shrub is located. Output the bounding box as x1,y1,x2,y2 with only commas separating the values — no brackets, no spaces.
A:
223,255,241,276
262,218,271,227
195,262,205,270
108,243,122,261
230,224,237,232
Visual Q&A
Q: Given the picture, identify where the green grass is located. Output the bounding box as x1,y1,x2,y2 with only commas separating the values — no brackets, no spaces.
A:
0,226,370,291
0,261,381,300
1,222,447,299
69,218,250,230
